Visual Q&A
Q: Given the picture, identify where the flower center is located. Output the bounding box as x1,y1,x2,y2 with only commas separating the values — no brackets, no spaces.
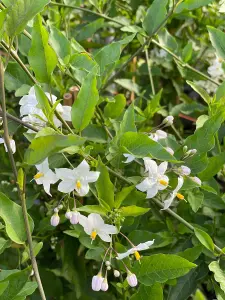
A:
134,251,141,260
91,230,97,240
76,180,82,190
34,172,44,180
159,179,168,186
176,193,184,200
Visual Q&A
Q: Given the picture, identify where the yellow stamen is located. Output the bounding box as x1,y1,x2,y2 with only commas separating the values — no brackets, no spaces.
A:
91,231,97,240
34,172,44,180
176,193,184,200
159,179,168,186
134,251,141,260
76,180,82,189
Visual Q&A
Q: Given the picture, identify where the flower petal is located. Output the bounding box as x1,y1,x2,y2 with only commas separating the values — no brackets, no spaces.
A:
158,161,168,175
174,176,184,193
98,232,112,242
43,181,51,196
58,180,75,193
161,193,175,210
146,184,158,198
76,160,90,175
88,213,104,229
101,224,117,234
85,171,100,183
143,158,158,176
76,181,89,196
55,168,75,181
136,178,153,192
123,154,135,163
158,175,169,190
136,240,154,251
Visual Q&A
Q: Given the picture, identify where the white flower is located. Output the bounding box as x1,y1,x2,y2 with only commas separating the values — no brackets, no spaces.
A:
117,240,154,260
65,210,72,219
123,153,135,163
50,212,60,226
79,213,117,242
162,176,184,210
114,270,120,277
136,158,169,198
207,58,224,78
101,277,108,291
127,272,138,287
70,210,80,224
55,160,100,196
0,137,16,154
163,116,174,126
165,147,174,155
34,158,58,196
149,130,167,142
179,165,191,176
92,273,104,291
191,176,202,186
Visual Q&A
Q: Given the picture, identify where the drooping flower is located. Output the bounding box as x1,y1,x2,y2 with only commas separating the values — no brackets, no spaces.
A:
149,130,167,142
162,176,184,210
70,210,80,225
79,213,117,242
163,115,174,126
136,158,169,198
190,176,202,186
101,275,109,292
55,160,100,196
123,153,135,163
126,272,138,287
114,270,120,277
0,137,16,154
34,158,58,196
92,273,104,291
51,209,60,227
117,240,155,260
178,165,191,176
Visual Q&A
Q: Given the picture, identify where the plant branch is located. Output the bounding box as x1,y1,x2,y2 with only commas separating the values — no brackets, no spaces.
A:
0,59,46,300
145,47,155,95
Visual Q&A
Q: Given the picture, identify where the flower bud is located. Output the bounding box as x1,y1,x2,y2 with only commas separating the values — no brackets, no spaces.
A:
155,130,167,140
114,270,120,277
165,147,174,155
92,273,104,291
179,165,191,176
70,211,80,224
163,115,174,126
58,204,63,210
106,266,111,271
183,146,188,153
50,212,60,227
105,261,111,267
65,209,72,220
127,272,138,287
101,277,109,291
191,176,201,186
54,207,59,213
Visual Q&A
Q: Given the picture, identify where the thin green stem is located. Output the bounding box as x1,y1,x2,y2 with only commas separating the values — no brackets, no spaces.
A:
145,47,155,95
171,124,183,142
0,60,46,300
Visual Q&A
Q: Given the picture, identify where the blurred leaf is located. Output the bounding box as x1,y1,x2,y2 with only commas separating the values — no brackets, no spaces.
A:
115,78,140,94
71,70,99,131
142,0,168,36
81,124,107,143
15,282,38,298
158,28,178,52
0,192,34,244
120,205,150,217
29,14,57,83
76,18,104,41
199,152,225,181
22,241,43,263
176,0,213,13
104,94,126,119
182,42,193,63
186,81,211,104
209,261,225,293
194,227,214,252
70,53,97,73
0,282,9,297
130,283,163,300
0,237,11,255
5,0,50,37
132,254,196,286
203,191,225,210
187,189,204,212
119,102,137,136
115,185,135,208
208,26,225,59
177,245,203,262
24,134,86,165
144,89,162,118
213,282,225,300
77,205,107,216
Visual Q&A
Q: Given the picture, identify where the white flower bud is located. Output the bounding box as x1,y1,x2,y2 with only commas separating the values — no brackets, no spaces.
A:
105,261,111,266
191,176,201,186
101,277,109,291
165,147,174,155
70,211,80,225
50,212,60,227
114,270,120,277
106,266,111,271
92,273,104,291
163,115,174,126
191,149,197,155
58,204,63,210
185,148,197,157
65,210,72,220
54,207,59,213
155,130,167,140
179,165,191,176
127,272,138,287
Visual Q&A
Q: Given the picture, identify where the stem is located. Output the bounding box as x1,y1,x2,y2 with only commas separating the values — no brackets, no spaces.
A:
0,60,46,299
145,47,155,95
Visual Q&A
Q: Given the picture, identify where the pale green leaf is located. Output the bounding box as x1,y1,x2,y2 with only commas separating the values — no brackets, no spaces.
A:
176,0,213,13
187,189,204,212
208,26,225,59
120,205,149,217
77,205,107,216
115,185,135,208
22,241,43,263
209,261,225,293
186,81,211,104
104,94,126,119
194,227,214,252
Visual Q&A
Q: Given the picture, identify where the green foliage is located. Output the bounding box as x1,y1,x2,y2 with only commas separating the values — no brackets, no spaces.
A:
209,261,225,293
208,26,225,59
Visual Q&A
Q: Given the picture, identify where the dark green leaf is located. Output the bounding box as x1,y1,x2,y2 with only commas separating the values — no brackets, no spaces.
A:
187,189,204,212
199,152,225,181
130,283,163,300
115,186,135,208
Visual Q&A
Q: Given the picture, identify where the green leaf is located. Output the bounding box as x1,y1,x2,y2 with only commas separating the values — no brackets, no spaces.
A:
0,267,31,300
33,84,51,117
0,237,11,255
16,282,38,298
77,205,107,216
186,81,211,104
81,124,107,143
0,192,34,244
203,191,225,210
96,159,114,209
0,282,9,297
132,254,196,286
216,80,225,101
144,89,162,118
177,245,203,262
115,185,135,208
94,42,121,74
209,261,225,293
130,283,163,300
142,0,168,36
28,14,57,83
208,26,225,59
49,25,71,65
24,134,86,165
22,241,43,263
119,103,136,136
194,227,214,252
5,0,50,37
175,0,213,13
120,205,149,217
158,28,178,52
213,282,225,300
76,18,104,41
199,152,225,181
71,71,99,131
184,113,225,154
182,42,193,63
185,153,208,174
120,132,176,161
104,94,126,119
187,189,204,212
70,53,97,74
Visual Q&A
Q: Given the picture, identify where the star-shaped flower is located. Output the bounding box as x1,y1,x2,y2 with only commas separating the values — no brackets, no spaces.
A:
117,240,155,260
162,176,184,210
